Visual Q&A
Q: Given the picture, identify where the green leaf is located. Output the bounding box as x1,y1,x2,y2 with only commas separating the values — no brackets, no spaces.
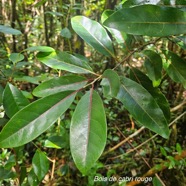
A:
176,0,186,6
0,25,22,35
20,166,27,185
172,36,186,50
143,50,162,85
0,167,16,180
61,28,72,39
101,10,114,24
0,91,76,148
44,136,67,149
5,155,16,169
167,156,176,168
164,51,186,88
22,90,34,99
0,119,8,127
117,77,169,138
33,75,87,97
3,83,30,118
37,51,95,74
45,11,63,17
101,69,120,98
9,53,24,65
25,46,55,52
160,147,167,156
70,90,107,175
71,16,115,57
130,68,170,122
34,0,47,7
103,5,186,37
153,177,164,186
176,143,182,155
28,169,39,186
32,150,49,181
122,0,159,7
102,10,128,47
15,76,42,85
0,85,4,104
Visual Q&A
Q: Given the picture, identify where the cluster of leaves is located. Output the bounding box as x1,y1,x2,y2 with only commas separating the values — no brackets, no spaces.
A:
0,1,186,185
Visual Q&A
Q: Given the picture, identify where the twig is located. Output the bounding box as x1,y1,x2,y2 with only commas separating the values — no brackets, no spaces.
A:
103,126,145,156
110,111,186,160
170,100,186,112
113,38,161,70
126,149,186,186
47,157,56,180
127,111,186,154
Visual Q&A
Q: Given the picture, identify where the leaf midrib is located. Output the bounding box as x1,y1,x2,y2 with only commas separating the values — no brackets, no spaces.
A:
82,89,93,165
36,80,87,95
121,83,165,128
170,61,186,80
75,20,115,57
43,55,96,75
0,92,75,146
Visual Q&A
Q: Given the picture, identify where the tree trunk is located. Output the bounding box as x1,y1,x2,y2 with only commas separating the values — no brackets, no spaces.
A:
43,3,50,46
11,0,17,52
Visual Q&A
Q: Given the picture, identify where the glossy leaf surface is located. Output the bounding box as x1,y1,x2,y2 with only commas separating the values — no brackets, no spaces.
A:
3,83,29,118
44,136,68,149
130,68,170,122
101,69,120,97
0,91,76,148
143,50,162,85
102,10,127,47
165,51,186,88
37,51,94,74
33,75,87,97
0,25,22,35
28,169,39,186
71,16,115,57
32,150,49,181
117,77,169,138
70,90,107,174
103,5,186,37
